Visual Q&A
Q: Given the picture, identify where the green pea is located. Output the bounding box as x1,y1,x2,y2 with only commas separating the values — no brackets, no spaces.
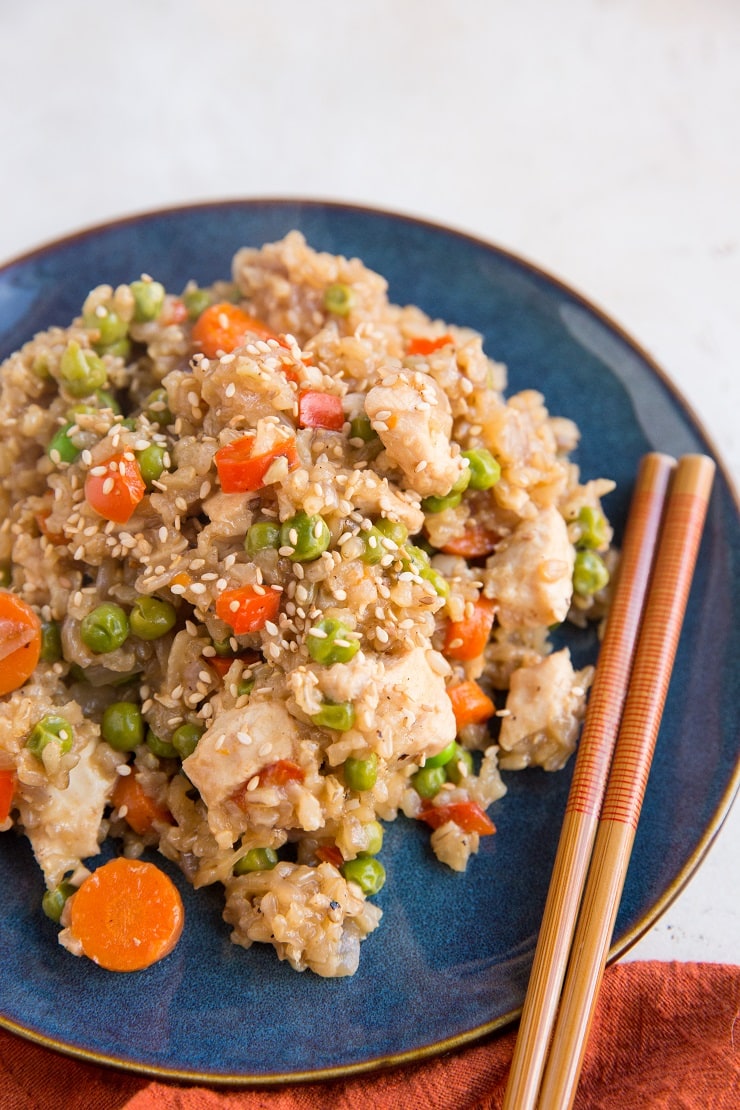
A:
577,505,608,550
31,353,51,379
80,603,129,654
171,722,204,759
84,305,128,350
59,342,108,398
402,544,431,574
27,715,74,760
359,525,386,566
120,417,138,431
41,880,77,923
236,677,255,698
233,847,278,875
349,414,377,443
98,336,131,360
101,702,144,751
341,857,385,895
136,444,167,487
39,620,63,663
0,562,11,588
130,279,165,323
359,820,384,857
323,282,355,316
422,489,463,514
48,423,80,464
95,389,120,413
412,764,447,799
420,565,450,600
573,549,610,597
66,402,98,419
424,740,458,768
445,744,474,785
374,518,408,547
129,595,176,640
183,286,213,320
280,511,331,562
144,388,173,427
306,618,360,665
146,729,178,759
244,521,281,555
343,753,378,791
461,448,501,490
312,700,356,732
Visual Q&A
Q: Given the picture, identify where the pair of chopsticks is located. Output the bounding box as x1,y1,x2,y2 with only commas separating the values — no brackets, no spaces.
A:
502,452,716,1110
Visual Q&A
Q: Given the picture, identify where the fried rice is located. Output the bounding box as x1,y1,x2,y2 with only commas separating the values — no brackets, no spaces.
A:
0,232,615,976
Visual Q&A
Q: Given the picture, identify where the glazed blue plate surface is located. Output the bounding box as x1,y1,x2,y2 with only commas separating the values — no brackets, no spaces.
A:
0,201,738,1083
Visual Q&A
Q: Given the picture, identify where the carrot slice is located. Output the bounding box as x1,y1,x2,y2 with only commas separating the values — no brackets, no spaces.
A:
0,769,15,822
85,453,146,524
215,586,281,635
407,334,454,356
69,857,184,972
214,435,299,493
111,772,171,836
418,800,496,836
441,523,500,558
297,391,345,431
443,598,495,661
0,590,42,696
192,302,277,358
448,680,496,730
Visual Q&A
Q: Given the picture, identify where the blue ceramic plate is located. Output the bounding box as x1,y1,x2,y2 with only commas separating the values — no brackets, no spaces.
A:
0,201,738,1084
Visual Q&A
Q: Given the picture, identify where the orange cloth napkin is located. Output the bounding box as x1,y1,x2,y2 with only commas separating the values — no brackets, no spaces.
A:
2,961,738,1110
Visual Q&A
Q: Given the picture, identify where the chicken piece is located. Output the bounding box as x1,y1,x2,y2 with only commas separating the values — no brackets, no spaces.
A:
223,860,382,977
182,701,300,849
17,741,122,888
365,369,465,497
482,506,574,628
367,646,456,762
498,649,591,771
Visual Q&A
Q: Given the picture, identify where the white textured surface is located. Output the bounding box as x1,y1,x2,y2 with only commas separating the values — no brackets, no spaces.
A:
1,0,737,965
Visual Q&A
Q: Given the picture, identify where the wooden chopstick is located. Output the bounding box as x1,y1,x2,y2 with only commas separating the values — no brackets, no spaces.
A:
502,452,677,1110
537,452,715,1109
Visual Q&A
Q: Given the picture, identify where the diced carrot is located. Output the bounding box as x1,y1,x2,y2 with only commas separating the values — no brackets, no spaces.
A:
441,523,500,558
297,391,345,431
161,297,188,326
35,510,66,546
407,334,454,356
111,772,172,836
0,590,42,697
214,435,299,493
448,680,496,730
206,650,260,678
418,800,496,836
69,857,184,972
259,759,305,786
316,843,344,868
191,302,277,358
215,586,281,635
443,598,495,661
0,769,15,822
85,453,146,524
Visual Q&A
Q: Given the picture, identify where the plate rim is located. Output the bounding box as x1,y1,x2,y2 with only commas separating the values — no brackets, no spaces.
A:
1,197,738,1085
